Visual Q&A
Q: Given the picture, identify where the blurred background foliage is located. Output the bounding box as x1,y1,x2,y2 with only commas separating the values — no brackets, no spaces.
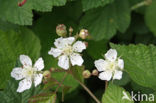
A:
0,0,156,103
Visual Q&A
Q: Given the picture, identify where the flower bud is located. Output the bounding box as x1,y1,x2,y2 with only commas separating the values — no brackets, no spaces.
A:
43,70,51,79
82,70,91,79
50,67,55,72
56,24,67,37
69,27,73,33
92,69,98,76
79,29,89,39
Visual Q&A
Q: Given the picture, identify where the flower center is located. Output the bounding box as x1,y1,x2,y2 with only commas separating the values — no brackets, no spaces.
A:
107,61,117,71
63,45,73,55
23,67,34,78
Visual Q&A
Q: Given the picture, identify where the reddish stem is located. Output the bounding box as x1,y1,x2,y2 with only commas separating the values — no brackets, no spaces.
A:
18,0,27,7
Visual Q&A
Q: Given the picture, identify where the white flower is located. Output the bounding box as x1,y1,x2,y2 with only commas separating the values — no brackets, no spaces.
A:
11,55,44,93
94,49,124,81
48,37,86,70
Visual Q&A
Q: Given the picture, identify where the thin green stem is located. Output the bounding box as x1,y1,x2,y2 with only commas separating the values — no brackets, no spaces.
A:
131,1,146,10
131,0,152,10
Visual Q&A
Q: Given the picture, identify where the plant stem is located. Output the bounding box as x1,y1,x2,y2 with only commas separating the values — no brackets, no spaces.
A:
105,81,108,90
131,0,152,10
76,79,101,103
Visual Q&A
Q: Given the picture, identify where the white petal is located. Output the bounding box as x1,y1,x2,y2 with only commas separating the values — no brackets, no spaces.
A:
11,67,24,80
17,79,32,93
98,70,112,81
113,70,123,80
48,47,62,57
64,37,75,45
20,55,32,68
105,49,117,61
54,37,65,49
70,53,83,66
73,41,86,52
34,74,43,87
118,59,124,69
34,58,44,71
94,59,108,72
54,37,75,49
58,55,69,70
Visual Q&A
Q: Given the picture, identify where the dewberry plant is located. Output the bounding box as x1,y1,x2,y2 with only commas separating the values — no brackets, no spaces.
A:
0,0,156,103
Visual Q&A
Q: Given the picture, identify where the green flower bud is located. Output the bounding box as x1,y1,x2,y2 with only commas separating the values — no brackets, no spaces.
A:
82,70,91,79
92,69,98,76
56,24,67,37
43,70,51,79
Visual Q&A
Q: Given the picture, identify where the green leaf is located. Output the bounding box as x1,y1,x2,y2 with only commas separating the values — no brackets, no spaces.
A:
131,81,154,95
81,0,114,11
0,28,41,88
87,39,108,59
29,92,57,103
0,20,19,31
145,0,156,36
71,66,84,83
113,72,131,86
111,43,156,90
0,0,67,25
0,78,41,103
51,71,79,92
140,101,156,103
102,83,133,103
80,0,130,41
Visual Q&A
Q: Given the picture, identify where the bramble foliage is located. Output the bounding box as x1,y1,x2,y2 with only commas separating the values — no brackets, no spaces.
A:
0,0,156,103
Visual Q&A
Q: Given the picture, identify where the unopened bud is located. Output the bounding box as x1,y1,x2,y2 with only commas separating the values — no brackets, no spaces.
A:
56,24,67,37
82,70,91,79
69,27,73,33
79,29,89,39
92,69,98,76
50,67,55,72
43,70,51,79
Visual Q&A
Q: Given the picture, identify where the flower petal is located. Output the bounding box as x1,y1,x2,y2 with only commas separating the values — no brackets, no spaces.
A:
70,53,83,66
20,55,32,68
105,49,117,61
11,67,24,80
94,59,108,72
73,41,86,52
113,70,123,80
58,55,69,70
34,73,43,87
17,79,32,93
64,37,75,45
54,37,75,49
34,58,44,71
54,37,65,48
48,47,62,57
98,70,112,81
118,58,124,69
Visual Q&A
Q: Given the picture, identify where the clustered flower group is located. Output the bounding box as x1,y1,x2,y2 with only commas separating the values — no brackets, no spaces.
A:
11,25,124,93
